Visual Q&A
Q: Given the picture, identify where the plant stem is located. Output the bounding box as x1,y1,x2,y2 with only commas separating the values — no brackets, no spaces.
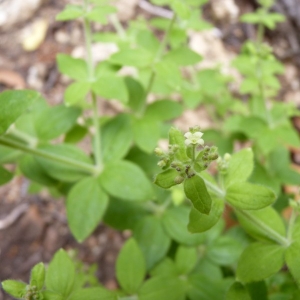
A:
200,176,226,198
0,136,97,175
83,0,102,170
287,208,298,243
92,92,102,170
6,125,38,148
236,208,290,247
155,13,176,61
110,14,126,40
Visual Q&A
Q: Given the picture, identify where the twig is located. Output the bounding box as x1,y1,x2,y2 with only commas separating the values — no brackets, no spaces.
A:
138,0,173,19
0,204,29,230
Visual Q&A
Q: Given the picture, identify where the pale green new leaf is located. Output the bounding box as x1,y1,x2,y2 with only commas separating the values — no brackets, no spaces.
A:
64,82,91,106
57,54,88,81
67,177,109,242
110,48,153,67
169,127,189,162
116,238,146,294
30,263,45,290
46,249,76,297
237,242,285,283
164,46,202,66
1,280,26,299
56,5,84,21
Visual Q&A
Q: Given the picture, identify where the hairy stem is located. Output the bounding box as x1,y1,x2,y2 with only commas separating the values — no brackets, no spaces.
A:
83,0,102,170
0,136,97,175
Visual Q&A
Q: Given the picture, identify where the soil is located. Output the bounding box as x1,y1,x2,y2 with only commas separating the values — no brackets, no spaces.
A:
0,0,300,299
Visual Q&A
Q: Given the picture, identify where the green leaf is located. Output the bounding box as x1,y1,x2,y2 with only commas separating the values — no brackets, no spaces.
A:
68,287,116,300
162,206,205,246
155,61,183,91
184,175,212,214
285,241,300,288
237,243,285,283
226,182,276,210
92,75,128,103
125,77,145,113
67,177,109,242
0,90,45,135
236,207,286,243
86,6,116,24
145,100,183,121
187,274,232,300
101,114,133,163
116,238,146,294
206,235,243,266
56,5,84,21
175,246,197,275
138,275,185,300
226,282,251,300
133,216,171,270
30,263,45,290
110,48,153,67
34,105,81,141
64,124,88,144
164,46,202,66
188,197,224,233
57,54,88,81
64,82,91,106
46,249,76,297
1,280,26,299
154,169,179,189
224,148,254,188
19,155,58,186
35,144,93,182
150,258,178,277
169,127,189,162
99,160,154,201
171,0,191,20
245,281,268,300
104,197,148,230
0,166,13,185
132,117,160,153
42,291,64,300
0,145,21,164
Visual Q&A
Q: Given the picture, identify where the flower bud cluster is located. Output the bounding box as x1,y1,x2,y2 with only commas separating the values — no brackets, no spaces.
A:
25,285,43,300
155,128,219,185
217,153,231,174
155,145,179,169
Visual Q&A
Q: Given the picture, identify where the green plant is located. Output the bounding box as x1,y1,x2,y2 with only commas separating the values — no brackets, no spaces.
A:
1,0,300,299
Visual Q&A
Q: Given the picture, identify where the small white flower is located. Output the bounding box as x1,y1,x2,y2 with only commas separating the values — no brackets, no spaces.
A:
184,131,204,146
